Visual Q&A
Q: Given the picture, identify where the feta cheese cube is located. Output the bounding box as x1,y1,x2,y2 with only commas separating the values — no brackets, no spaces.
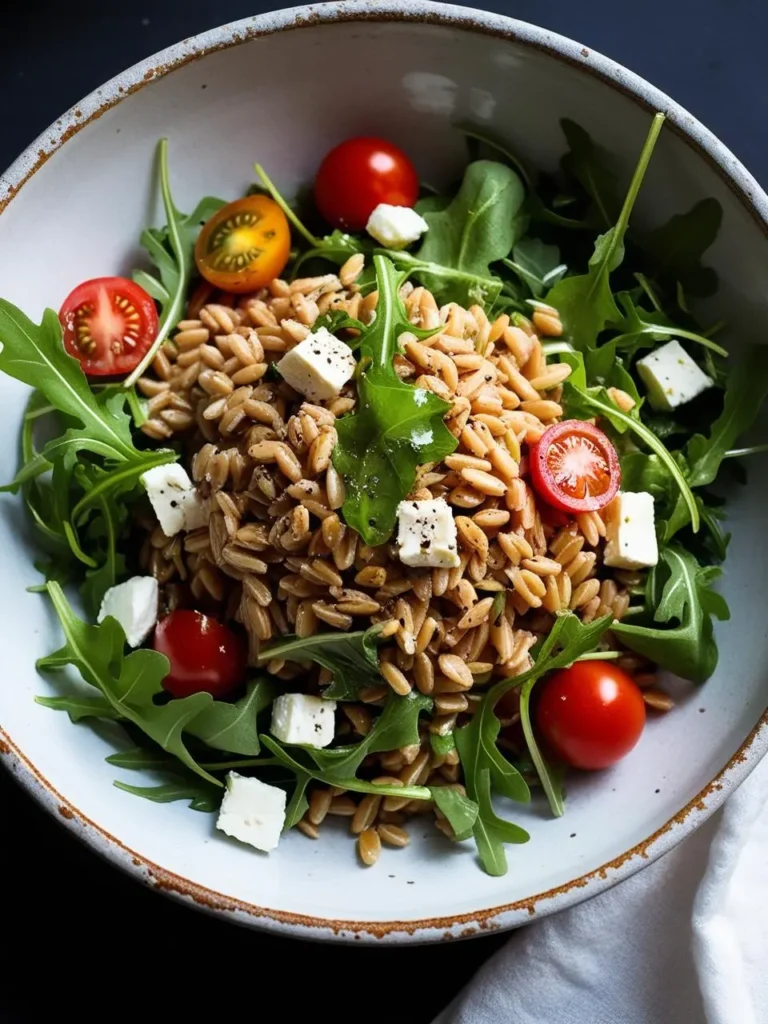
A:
216,772,286,853
97,576,159,647
141,463,204,536
637,340,713,411
604,491,659,570
366,204,429,250
396,497,460,569
276,327,356,402
270,693,337,748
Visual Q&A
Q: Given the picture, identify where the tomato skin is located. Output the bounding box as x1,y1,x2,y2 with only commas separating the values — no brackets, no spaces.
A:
153,610,246,700
536,661,646,770
59,277,158,377
195,195,291,293
530,420,621,514
314,137,420,231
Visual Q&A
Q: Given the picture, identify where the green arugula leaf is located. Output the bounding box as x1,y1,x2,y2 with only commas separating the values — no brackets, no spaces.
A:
283,770,312,830
613,546,729,682
185,678,273,756
106,747,178,771
546,113,665,350
35,693,119,721
312,308,365,342
431,785,480,842
501,238,567,298
114,780,220,812
258,626,384,700
126,139,225,386
612,292,728,358
303,691,432,782
642,198,722,297
412,160,526,306
333,254,457,545
38,582,221,786
430,731,457,756
560,119,621,229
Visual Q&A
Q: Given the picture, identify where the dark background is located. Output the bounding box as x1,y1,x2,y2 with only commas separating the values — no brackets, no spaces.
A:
1,2,765,1021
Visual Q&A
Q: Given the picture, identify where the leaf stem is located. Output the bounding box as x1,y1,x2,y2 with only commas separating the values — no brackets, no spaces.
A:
724,443,768,459
254,163,321,248
609,113,666,264
124,139,186,389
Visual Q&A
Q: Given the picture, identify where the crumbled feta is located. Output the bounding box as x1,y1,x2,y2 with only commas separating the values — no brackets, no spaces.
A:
366,204,429,249
140,463,204,536
270,694,337,748
396,497,460,569
604,491,659,571
276,327,356,402
636,340,713,411
97,576,159,647
216,772,286,853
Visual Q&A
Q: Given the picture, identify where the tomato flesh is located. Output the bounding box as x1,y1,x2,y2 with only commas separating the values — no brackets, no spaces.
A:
195,195,291,294
59,277,158,377
153,610,246,700
530,420,620,513
536,661,646,770
314,136,420,231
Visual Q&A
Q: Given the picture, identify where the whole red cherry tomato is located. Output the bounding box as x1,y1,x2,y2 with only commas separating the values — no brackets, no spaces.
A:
153,610,246,700
314,136,420,231
536,660,646,770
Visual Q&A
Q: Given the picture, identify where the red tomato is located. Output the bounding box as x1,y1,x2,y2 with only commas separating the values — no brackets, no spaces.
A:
153,610,246,700
529,420,620,514
536,661,646,770
59,277,158,377
314,136,420,231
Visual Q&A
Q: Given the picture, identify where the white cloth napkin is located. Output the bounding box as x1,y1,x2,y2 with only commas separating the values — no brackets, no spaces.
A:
434,755,768,1024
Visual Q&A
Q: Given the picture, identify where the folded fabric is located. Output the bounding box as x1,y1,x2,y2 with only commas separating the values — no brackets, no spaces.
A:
434,755,768,1024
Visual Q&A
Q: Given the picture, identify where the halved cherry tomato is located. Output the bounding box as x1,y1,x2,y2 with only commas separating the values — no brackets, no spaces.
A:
536,661,646,770
59,277,158,377
153,610,246,700
195,195,291,294
314,136,420,231
529,420,620,514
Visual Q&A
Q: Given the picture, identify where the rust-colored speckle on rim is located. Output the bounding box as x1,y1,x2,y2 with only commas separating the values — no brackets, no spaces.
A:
1,0,768,944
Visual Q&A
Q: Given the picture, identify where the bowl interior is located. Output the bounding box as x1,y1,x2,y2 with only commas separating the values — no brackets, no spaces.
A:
1,10,767,940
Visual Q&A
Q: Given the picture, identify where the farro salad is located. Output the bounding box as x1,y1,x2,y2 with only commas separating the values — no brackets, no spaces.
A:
2,111,766,875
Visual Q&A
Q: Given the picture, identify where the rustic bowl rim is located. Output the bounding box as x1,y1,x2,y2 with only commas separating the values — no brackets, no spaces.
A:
1,0,766,944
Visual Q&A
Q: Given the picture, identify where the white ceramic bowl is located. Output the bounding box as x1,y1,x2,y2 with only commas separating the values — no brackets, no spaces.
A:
1,1,767,944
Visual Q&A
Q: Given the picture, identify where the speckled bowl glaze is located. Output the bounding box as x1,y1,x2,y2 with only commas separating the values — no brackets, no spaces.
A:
1,1,767,944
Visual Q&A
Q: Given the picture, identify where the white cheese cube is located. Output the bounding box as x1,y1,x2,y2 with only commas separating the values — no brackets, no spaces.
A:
636,340,713,411
604,491,659,570
396,497,460,569
366,204,429,249
97,576,159,647
270,693,337,748
141,463,204,536
276,327,356,402
216,772,286,852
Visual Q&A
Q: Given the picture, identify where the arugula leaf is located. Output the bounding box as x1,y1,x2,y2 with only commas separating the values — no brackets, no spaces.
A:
642,198,722,297
106,747,178,771
258,626,384,700
114,780,220,812
304,691,432,782
546,113,665,350
126,139,225,386
312,308,365,341
185,678,273,755
501,238,567,298
35,693,119,721
333,255,457,545
430,731,457,756
431,786,480,842
38,582,220,786
612,292,728,358
412,160,526,306
284,770,312,830
560,119,621,229
613,546,729,682
562,380,699,532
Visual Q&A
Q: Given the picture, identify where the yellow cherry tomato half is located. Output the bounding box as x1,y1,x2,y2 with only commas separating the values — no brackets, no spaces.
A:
194,195,291,293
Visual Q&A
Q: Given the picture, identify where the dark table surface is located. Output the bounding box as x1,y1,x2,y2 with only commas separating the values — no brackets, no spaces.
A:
1,2,765,1021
